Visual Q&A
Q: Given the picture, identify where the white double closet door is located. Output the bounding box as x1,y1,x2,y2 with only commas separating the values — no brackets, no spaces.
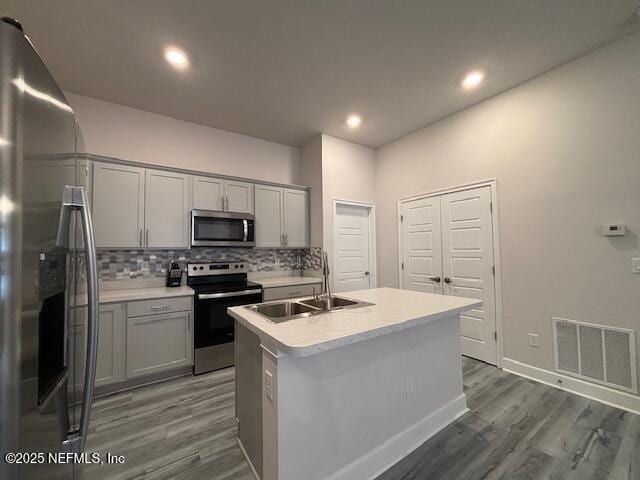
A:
400,186,497,365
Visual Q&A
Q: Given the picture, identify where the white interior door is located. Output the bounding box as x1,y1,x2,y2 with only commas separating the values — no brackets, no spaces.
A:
333,203,372,292
400,197,443,294
441,186,497,365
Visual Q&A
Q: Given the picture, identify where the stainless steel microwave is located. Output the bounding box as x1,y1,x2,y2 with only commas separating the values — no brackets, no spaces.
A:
191,210,255,247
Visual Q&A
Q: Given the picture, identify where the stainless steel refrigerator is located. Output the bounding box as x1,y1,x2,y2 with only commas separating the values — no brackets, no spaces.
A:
0,17,99,480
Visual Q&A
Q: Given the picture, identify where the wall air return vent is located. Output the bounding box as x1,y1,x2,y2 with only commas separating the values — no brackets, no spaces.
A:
552,317,637,394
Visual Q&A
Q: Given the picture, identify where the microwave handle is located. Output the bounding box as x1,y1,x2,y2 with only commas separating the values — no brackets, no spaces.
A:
243,219,248,242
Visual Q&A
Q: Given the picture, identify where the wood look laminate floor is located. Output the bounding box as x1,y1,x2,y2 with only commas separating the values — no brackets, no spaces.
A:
79,358,639,480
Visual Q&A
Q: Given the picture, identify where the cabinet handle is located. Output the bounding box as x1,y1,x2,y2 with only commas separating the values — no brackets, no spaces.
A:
139,229,143,247
221,195,225,211
145,229,149,246
444,277,452,284
151,305,170,311
225,196,229,211
285,233,288,246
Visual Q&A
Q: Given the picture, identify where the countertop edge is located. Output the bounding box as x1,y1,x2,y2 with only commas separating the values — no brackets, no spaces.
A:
253,277,323,288
81,286,195,306
229,299,481,357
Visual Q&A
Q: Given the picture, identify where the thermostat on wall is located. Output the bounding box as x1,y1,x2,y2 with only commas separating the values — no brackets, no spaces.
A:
602,224,626,236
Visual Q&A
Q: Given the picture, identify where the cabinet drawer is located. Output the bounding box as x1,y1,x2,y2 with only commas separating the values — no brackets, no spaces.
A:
262,283,322,301
127,296,192,318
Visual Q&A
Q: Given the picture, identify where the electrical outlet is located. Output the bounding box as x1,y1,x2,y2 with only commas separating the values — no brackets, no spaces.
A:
405,376,414,396
264,370,274,401
528,333,539,348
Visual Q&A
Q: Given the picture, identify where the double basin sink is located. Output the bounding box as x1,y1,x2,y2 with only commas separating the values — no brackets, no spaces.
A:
247,295,374,323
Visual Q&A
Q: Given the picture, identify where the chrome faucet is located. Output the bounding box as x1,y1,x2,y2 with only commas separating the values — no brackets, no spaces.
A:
322,250,331,304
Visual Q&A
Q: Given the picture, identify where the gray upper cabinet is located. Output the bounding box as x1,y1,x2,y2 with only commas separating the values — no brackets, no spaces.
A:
255,185,309,248
92,161,145,248
255,185,284,247
192,175,254,214
226,180,254,214
91,159,307,249
145,169,190,248
192,175,224,211
92,161,189,248
283,188,309,248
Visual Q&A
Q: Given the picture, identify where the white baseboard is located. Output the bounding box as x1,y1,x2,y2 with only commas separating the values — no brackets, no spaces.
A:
502,357,640,415
237,437,260,480
325,393,468,480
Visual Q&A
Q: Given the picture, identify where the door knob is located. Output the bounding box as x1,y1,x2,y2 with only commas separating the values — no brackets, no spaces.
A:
429,276,441,283
364,271,370,275
444,277,452,284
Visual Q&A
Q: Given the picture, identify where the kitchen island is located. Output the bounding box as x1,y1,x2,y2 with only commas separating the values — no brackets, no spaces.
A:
228,287,481,480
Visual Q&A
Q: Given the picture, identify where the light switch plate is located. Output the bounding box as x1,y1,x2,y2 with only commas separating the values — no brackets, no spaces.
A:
528,333,540,348
632,258,640,274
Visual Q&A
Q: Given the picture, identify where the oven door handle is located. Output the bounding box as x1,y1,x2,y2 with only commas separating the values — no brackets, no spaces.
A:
197,289,262,300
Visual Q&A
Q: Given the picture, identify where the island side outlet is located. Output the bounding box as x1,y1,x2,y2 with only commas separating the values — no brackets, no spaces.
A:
229,288,481,480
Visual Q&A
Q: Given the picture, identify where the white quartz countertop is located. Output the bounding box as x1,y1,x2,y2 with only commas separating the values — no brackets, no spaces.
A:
229,287,481,357
254,276,322,288
78,286,195,306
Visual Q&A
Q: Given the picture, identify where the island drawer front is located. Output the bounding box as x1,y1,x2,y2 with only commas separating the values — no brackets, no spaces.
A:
127,296,193,318
262,283,321,301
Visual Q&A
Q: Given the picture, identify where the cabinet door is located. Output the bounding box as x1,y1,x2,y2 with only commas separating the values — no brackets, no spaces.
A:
225,180,254,214
255,185,284,247
92,162,145,248
126,311,192,378
283,188,309,248
69,303,126,389
145,169,190,248
192,175,224,211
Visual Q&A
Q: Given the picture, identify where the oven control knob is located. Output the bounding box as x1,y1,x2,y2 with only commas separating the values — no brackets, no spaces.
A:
199,266,204,270
240,264,244,268
192,267,197,271
234,264,238,269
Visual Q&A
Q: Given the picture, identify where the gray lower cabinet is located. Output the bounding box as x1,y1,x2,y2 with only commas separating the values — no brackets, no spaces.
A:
71,303,127,389
126,309,193,378
72,297,194,393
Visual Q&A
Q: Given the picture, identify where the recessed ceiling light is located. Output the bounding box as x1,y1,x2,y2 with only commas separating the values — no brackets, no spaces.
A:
345,114,362,128
461,70,485,90
164,46,189,69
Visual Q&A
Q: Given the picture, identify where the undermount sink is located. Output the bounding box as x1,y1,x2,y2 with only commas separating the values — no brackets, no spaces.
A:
299,296,359,310
246,295,373,323
249,301,317,323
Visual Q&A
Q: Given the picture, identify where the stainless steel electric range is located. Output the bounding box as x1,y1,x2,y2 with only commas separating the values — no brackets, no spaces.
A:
187,262,263,374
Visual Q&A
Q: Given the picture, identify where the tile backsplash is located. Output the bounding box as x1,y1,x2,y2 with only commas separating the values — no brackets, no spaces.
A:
96,247,322,281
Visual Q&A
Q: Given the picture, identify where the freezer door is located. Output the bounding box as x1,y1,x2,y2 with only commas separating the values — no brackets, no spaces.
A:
0,19,92,480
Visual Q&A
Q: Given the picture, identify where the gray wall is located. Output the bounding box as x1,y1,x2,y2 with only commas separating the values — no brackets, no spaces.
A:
67,92,301,185
300,135,324,248
375,31,640,378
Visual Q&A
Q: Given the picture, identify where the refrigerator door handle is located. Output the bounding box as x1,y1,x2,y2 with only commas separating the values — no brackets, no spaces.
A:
56,186,99,454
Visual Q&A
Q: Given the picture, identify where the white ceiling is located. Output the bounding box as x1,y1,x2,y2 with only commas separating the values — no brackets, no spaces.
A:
3,0,639,147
